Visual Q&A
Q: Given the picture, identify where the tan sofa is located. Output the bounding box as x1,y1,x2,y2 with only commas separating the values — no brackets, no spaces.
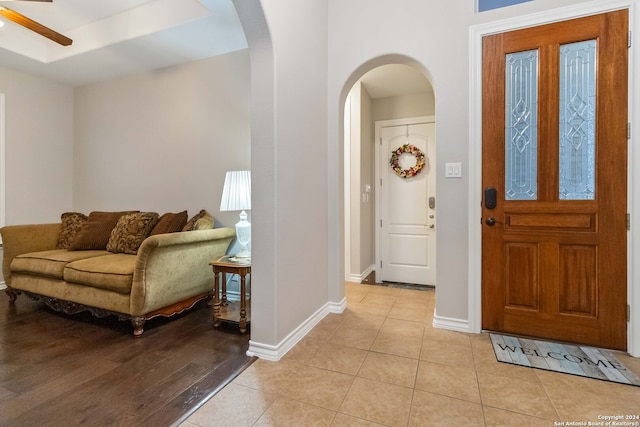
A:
1,222,235,336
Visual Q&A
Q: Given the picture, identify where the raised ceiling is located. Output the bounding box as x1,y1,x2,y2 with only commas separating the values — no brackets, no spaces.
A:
0,0,248,87
0,1,433,98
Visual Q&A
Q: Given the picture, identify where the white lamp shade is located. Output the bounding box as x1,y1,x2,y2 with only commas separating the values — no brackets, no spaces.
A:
220,171,251,212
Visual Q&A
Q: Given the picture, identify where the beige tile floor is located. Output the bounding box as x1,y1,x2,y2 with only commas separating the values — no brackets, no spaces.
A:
181,282,640,427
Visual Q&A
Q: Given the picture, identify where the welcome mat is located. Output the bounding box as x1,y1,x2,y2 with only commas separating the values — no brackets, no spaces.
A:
489,333,640,386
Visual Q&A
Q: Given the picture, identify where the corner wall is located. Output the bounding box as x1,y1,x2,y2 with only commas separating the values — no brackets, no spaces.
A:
234,0,332,357
0,66,74,225
346,82,375,281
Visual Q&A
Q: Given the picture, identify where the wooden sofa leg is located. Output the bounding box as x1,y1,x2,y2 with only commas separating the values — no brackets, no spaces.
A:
131,316,146,337
6,287,18,304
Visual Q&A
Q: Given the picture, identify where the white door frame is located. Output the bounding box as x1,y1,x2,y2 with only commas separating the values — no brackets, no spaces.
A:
375,115,435,284
344,95,352,281
468,0,639,356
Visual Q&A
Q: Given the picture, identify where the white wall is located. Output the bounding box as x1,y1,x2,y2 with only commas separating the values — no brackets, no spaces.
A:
347,82,375,281
233,0,330,355
359,86,375,275
262,0,329,345
372,92,435,122
73,51,251,229
348,84,362,280
0,66,74,225
327,0,476,325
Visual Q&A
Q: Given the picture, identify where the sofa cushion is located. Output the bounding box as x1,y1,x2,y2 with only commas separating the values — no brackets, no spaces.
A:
56,212,88,249
182,209,214,231
10,249,112,280
150,211,188,236
106,212,159,254
64,254,136,294
71,211,137,251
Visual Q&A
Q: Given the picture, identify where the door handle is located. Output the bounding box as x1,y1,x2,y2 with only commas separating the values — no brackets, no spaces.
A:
485,217,496,226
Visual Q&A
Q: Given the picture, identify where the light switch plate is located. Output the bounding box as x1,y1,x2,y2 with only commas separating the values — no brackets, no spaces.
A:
445,162,462,178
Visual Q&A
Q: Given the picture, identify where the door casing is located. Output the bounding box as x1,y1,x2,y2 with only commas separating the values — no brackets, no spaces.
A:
468,0,639,356
375,116,436,285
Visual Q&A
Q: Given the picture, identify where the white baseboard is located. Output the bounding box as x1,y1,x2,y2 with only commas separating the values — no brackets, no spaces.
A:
348,264,375,283
432,310,472,333
0,281,5,291
247,297,347,361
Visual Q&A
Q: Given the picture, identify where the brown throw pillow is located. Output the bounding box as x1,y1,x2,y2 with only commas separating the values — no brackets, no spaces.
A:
150,211,188,236
71,211,137,250
56,212,88,249
194,211,214,230
182,209,214,231
106,212,159,254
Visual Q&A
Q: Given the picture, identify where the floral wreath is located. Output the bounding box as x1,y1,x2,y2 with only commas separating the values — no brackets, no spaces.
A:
390,143,426,178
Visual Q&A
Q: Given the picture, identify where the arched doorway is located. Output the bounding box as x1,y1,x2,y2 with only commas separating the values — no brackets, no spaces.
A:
343,63,436,289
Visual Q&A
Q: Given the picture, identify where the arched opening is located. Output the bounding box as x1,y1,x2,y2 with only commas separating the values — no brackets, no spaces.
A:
342,60,436,292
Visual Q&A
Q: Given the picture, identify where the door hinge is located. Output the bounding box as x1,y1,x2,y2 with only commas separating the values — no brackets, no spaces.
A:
380,219,383,227
628,213,631,231
629,31,632,48
380,260,383,268
628,304,631,322
628,123,632,140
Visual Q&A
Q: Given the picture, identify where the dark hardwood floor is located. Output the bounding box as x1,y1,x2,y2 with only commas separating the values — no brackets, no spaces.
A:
0,291,255,426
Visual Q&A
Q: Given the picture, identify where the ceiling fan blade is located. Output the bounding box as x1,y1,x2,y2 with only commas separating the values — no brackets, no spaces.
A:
0,6,72,46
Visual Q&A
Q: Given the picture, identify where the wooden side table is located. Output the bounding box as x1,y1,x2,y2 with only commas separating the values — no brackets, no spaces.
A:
210,255,251,333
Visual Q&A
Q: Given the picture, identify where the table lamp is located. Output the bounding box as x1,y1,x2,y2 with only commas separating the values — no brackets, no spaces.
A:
220,170,251,258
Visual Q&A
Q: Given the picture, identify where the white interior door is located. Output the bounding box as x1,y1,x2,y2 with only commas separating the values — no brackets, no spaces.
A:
378,119,436,286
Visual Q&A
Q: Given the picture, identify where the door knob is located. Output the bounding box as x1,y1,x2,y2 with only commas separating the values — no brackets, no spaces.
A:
485,217,496,226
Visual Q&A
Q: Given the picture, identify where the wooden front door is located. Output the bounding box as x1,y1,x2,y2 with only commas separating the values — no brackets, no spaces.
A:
481,10,628,350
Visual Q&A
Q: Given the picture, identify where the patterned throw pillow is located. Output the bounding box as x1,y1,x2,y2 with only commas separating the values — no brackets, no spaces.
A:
149,211,188,236
71,211,137,250
182,209,214,231
56,212,88,249
106,212,159,254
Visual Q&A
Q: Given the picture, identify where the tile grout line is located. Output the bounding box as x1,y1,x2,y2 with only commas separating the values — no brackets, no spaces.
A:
469,332,490,426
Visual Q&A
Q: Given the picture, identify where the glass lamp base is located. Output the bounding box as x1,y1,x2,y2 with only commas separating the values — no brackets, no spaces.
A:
235,210,251,258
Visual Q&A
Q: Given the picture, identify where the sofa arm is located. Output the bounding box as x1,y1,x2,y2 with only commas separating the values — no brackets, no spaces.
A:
129,228,236,315
0,223,61,285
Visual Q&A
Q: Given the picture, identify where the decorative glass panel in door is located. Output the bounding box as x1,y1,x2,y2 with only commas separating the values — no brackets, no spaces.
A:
559,40,596,200
505,49,538,200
